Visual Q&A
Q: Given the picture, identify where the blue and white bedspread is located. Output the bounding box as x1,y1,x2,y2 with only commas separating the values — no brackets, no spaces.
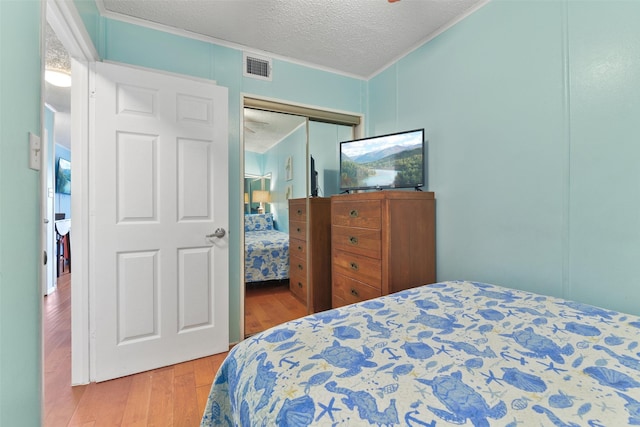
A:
244,213,289,283
202,281,640,426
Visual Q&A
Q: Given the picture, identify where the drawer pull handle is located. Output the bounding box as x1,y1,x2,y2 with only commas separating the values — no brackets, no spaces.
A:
297,227,301,233
298,264,303,270
350,262,359,271
351,288,359,297
349,236,358,245
349,209,359,218
298,282,303,288
297,245,303,251
297,209,302,215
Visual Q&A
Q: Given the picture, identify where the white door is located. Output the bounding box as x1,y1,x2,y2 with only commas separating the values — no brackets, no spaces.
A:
92,62,229,381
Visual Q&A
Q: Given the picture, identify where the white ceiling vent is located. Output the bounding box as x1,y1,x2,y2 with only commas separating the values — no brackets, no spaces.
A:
244,53,272,81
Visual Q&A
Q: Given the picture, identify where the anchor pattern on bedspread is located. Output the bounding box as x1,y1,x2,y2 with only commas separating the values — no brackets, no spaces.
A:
202,281,640,427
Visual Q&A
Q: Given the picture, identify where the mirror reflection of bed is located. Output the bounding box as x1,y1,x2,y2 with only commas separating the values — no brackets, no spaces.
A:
243,173,306,336
242,103,361,337
243,108,308,337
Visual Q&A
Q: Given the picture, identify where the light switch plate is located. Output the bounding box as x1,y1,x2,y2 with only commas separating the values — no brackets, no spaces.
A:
29,132,41,171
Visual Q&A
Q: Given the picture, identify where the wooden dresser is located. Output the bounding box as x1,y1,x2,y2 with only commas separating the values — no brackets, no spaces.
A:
288,197,332,313
331,191,436,308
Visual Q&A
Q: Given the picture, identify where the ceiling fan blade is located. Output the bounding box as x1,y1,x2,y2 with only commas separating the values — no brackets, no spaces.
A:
245,118,269,125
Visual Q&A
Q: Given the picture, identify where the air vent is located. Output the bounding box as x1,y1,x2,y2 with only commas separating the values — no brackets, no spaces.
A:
243,53,272,81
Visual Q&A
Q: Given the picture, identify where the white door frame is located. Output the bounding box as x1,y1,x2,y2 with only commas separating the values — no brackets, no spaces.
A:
41,127,55,297
46,0,99,385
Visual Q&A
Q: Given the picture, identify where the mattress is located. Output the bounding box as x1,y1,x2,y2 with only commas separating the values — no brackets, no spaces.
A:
202,280,640,426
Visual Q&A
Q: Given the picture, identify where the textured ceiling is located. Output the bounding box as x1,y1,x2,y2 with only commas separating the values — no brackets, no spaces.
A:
46,22,70,73
244,109,306,154
45,22,72,147
49,0,488,149
99,0,487,78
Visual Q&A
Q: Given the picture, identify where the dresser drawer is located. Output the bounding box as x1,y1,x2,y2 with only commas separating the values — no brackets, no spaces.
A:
289,267,307,303
289,220,307,241
290,254,306,277
332,226,381,259
289,200,307,222
289,237,306,259
332,200,381,229
333,273,382,306
332,249,381,287
332,294,349,309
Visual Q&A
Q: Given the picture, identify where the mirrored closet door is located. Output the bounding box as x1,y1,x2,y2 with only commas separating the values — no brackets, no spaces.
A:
242,98,362,338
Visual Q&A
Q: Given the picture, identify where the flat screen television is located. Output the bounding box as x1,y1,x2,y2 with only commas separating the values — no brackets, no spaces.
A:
339,128,424,192
310,155,318,197
56,157,71,195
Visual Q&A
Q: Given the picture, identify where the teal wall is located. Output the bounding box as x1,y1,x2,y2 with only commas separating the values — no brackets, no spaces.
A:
369,0,640,316
0,1,42,425
74,2,367,342
263,125,307,233
244,150,264,177
567,1,640,313
309,121,353,198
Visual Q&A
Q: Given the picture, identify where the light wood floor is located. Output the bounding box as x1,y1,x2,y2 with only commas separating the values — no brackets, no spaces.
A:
244,281,308,337
43,275,305,426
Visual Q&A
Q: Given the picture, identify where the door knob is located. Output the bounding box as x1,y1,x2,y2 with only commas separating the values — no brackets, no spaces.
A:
206,228,226,238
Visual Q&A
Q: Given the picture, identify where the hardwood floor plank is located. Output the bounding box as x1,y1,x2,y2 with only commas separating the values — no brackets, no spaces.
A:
192,356,214,389
173,360,194,378
195,385,212,417
120,374,152,426
43,355,82,413
68,376,133,426
173,373,200,427
146,367,174,426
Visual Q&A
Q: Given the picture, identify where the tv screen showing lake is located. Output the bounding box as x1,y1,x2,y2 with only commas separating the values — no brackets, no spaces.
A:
363,169,398,187
339,129,425,190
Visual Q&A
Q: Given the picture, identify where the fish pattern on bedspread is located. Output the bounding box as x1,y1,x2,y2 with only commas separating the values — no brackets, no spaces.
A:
202,281,640,426
245,230,290,282
244,213,289,283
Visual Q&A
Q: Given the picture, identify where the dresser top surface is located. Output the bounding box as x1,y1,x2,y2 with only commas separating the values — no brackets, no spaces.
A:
289,197,331,206
331,190,434,201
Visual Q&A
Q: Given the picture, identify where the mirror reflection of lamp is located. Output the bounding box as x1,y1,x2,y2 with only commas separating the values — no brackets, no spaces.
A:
252,190,271,214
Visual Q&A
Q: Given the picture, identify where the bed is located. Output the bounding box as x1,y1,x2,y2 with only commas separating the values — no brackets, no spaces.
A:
244,213,290,283
202,280,640,426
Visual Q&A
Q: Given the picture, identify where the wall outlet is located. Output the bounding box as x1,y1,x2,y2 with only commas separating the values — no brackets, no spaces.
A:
29,132,41,171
